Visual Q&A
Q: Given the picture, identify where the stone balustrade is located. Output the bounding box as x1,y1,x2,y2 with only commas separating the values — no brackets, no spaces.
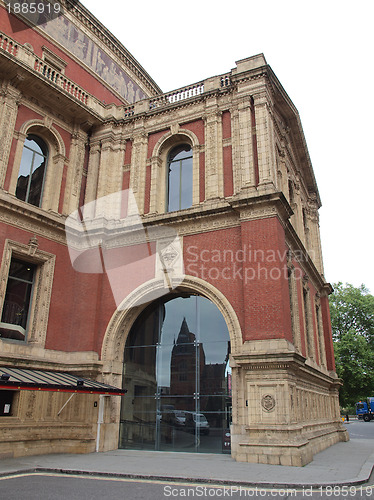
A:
0,30,234,121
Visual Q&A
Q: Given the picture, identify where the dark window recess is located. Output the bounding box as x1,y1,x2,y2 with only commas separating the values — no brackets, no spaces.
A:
0,259,36,341
0,390,16,416
16,135,48,207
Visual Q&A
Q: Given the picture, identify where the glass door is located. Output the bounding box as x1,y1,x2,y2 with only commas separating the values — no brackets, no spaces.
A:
119,294,231,454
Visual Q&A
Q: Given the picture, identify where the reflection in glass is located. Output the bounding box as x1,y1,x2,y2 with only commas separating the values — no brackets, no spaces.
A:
167,145,193,212
0,259,35,341
16,135,48,207
119,294,232,453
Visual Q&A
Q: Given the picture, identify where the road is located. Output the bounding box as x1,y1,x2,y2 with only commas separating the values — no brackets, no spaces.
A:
345,419,374,439
1,473,374,500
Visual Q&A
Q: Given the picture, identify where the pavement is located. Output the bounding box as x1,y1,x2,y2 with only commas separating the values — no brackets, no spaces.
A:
0,424,373,489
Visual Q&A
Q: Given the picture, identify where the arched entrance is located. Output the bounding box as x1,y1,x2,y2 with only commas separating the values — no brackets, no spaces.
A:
119,293,232,454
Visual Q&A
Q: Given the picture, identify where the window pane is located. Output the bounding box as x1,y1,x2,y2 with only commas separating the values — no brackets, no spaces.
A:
27,135,48,157
167,162,180,212
0,260,35,341
168,145,192,163
16,135,48,207
180,156,193,209
16,147,34,202
1,279,32,329
120,294,231,453
27,157,46,207
9,259,35,282
167,145,193,212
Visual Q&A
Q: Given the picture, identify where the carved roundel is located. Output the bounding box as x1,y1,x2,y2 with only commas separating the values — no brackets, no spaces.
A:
261,394,276,412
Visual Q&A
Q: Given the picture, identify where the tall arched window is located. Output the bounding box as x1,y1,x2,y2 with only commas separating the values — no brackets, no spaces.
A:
16,135,48,207
167,144,193,212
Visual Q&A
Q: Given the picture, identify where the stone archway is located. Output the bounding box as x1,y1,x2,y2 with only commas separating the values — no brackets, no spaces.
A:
101,275,242,370
100,275,242,454
98,276,242,453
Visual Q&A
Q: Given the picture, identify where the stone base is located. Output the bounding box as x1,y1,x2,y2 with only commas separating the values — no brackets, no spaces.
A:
230,343,349,466
231,422,349,466
0,437,96,459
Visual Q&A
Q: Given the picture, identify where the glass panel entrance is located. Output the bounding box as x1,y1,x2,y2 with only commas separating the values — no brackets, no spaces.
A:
119,294,232,453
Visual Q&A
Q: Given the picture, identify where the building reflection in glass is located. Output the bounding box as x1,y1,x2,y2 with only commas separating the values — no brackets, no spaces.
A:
119,294,232,453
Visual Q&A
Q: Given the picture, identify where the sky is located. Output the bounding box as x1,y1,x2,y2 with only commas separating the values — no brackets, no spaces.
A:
81,0,374,293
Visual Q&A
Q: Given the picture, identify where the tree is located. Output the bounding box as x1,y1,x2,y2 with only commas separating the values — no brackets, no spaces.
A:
330,283,374,407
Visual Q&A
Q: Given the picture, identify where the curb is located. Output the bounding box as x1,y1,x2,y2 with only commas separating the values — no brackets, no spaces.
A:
0,465,373,490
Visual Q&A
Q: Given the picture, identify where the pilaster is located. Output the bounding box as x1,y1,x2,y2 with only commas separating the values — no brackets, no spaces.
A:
236,99,255,189
149,155,162,213
63,129,87,215
305,195,324,275
8,130,27,194
252,91,276,191
43,153,67,212
287,251,302,354
84,139,101,217
0,83,21,188
204,107,224,199
96,130,126,200
129,132,148,214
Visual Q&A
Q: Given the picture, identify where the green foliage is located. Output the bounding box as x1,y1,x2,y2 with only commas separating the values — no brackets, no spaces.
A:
330,283,374,407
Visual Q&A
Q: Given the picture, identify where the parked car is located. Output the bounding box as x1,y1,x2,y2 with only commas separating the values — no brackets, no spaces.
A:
184,412,210,435
173,410,186,426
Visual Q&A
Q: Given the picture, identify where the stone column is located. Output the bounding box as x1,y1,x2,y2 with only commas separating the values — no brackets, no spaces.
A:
253,91,276,191
204,109,224,199
43,153,66,212
0,84,21,188
302,275,315,361
84,138,101,218
8,130,27,194
63,129,87,215
129,132,148,215
277,146,288,195
149,155,162,214
235,99,255,189
290,179,304,238
315,293,327,369
305,196,324,275
287,252,302,354
97,133,125,200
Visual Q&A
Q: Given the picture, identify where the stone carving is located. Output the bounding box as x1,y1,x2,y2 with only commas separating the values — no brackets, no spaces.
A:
261,394,276,412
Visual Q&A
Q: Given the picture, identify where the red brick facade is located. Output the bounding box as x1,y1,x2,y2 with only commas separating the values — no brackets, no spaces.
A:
0,1,346,465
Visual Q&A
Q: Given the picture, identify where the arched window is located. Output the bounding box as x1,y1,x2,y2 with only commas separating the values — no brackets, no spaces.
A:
167,144,193,212
16,135,48,207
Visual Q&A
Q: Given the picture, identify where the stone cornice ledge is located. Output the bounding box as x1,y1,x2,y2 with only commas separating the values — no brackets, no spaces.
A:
229,191,293,223
0,191,66,241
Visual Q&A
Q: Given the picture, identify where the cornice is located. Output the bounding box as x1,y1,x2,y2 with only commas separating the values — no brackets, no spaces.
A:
113,87,233,127
230,191,293,223
0,191,67,244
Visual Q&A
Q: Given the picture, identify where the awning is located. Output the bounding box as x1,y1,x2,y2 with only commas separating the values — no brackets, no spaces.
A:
0,367,126,395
